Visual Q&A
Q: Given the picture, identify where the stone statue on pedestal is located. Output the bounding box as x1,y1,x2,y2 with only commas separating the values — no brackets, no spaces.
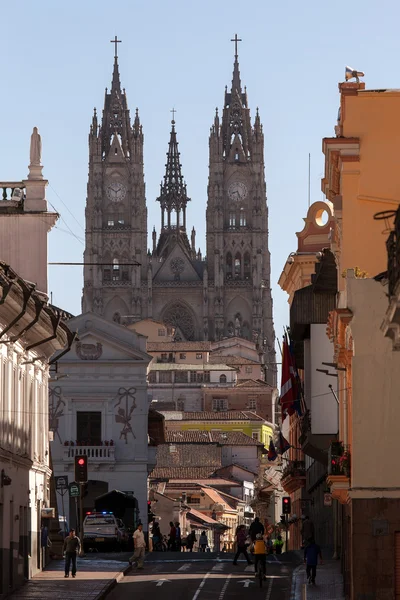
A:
30,127,42,166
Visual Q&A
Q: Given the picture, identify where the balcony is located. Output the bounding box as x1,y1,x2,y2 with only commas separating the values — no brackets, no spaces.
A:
326,441,350,504
382,208,400,349
298,410,329,465
63,445,116,468
280,460,306,494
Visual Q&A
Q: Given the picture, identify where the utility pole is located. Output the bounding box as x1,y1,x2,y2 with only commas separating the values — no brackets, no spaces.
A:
285,514,289,552
79,483,85,557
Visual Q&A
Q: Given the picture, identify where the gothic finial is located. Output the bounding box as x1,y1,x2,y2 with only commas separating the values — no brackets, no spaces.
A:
110,35,122,58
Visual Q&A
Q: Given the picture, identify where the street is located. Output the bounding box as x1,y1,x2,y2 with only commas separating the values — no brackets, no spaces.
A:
105,555,296,600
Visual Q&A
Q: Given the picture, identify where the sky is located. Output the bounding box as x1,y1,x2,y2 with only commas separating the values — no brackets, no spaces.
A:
1,0,399,358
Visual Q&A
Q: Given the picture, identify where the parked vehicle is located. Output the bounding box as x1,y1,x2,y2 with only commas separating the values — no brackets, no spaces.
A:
83,511,128,551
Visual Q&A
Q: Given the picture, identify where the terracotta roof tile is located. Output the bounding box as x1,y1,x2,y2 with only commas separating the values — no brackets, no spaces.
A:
165,430,263,446
161,410,265,421
150,467,218,479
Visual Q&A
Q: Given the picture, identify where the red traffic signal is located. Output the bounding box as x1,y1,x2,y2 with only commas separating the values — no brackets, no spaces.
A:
282,496,291,514
74,454,88,483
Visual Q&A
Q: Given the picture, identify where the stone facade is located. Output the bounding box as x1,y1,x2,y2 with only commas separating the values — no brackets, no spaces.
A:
81,49,276,386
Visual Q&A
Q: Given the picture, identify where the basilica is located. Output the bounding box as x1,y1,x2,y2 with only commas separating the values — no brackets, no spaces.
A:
82,41,276,385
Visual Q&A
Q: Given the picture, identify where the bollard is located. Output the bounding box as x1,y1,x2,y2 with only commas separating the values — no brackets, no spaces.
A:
302,583,307,600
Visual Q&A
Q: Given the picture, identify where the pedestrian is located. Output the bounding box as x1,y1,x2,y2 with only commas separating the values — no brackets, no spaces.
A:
152,521,161,551
301,516,315,548
168,521,177,551
304,538,323,585
233,524,252,565
266,535,273,555
63,528,80,578
249,516,264,541
175,521,182,552
186,530,196,552
274,535,284,555
199,531,208,552
129,523,146,569
250,533,267,580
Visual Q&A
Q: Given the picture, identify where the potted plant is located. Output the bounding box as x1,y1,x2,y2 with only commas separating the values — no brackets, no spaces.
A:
64,441,69,446
110,439,114,446
104,440,109,446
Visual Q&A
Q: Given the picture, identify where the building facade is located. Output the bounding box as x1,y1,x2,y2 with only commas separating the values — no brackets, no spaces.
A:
81,46,276,386
49,313,155,534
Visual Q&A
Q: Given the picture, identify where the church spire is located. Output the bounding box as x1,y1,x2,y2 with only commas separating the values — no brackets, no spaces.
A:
231,33,242,94
110,36,122,94
157,115,190,233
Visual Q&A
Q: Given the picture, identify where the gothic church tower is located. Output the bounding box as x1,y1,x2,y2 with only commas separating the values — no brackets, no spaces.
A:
82,44,147,322
207,39,276,384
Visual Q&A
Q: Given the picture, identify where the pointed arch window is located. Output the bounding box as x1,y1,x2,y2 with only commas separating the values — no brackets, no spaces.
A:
234,253,241,279
229,212,236,228
240,208,247,227
244,252,251,279
226,253,232,279
112,258,120,281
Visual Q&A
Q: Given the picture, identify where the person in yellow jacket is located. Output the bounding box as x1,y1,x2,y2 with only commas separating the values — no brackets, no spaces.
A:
250,533,267,580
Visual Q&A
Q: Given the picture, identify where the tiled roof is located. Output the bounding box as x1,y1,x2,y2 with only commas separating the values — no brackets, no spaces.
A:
150,467,218,479
209,355,261,366
165,430,263,446
149,363,235,371
235,378,271,388
187,507,224,526
147,342,212,351
167,478,241,486
161,410,265,421
200,487,236,510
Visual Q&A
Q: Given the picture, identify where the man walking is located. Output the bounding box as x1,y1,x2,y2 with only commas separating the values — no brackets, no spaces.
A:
129,523,146,569
249,516,264,541
63,529,80,578
304,538,323,585
175,522,182,552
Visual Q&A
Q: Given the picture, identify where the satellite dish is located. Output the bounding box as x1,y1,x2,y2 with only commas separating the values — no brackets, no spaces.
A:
345,66,365,83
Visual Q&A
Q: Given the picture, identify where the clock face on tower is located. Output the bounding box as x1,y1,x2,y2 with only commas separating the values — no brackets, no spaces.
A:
228,181,248,203
106,181,127,203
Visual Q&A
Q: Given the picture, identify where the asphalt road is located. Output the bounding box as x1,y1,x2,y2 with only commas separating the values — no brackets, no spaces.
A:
105,555,297,600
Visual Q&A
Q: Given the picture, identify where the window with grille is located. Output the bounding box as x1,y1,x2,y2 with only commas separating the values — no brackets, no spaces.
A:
252,431,259,441
248,398,257,410
246,366,253,374
158,328,166,336
148,372,156,383
190,371,196,383
159,372,172,383
213,398,228,411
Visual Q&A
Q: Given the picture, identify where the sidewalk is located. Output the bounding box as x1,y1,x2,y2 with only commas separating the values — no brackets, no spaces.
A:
291,560,345,600
7,558,128,600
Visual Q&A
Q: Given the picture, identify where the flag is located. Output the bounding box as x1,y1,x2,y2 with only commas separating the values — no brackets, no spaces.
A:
278,431,291,455
287,334,307,417
280,334,296,421
267,439,277,462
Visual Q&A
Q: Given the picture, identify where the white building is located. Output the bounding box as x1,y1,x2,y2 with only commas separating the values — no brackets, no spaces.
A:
0,130,72,593
50,312,154,533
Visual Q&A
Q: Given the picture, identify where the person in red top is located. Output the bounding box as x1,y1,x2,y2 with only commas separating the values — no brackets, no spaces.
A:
233,525,252,565
168,521,177,551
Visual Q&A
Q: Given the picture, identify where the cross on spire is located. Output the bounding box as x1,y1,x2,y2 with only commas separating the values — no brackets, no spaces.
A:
110,35,122,58
171,107,177,122
230,33,242,58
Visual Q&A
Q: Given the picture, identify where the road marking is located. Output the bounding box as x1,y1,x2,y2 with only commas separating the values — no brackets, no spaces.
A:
178,563,191,571
192,572,211,600
238,578,255,588
245,564,255,572
218,574,232,600
212,563,224,571
152,578,171,587
265,577,273,600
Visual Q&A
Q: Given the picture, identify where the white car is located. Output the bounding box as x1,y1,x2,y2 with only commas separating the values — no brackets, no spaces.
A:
83,512,127,551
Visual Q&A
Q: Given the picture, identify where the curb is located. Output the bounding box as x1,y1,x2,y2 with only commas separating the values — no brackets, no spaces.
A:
94,563,131,600
290,564,304,600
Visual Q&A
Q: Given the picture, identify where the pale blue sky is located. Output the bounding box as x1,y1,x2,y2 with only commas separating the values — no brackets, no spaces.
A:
1,0,398,349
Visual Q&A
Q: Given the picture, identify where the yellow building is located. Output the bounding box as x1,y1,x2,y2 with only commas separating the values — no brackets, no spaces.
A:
161,410,274,448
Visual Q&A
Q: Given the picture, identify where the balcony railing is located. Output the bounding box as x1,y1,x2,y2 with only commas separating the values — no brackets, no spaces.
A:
0,182,26,202
281,460,306,479
387,209,400,297
298,410,311,445
328,441,350,477
63,445,115,463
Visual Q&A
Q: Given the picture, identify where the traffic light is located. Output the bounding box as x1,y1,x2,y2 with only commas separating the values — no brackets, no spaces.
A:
147,500,155,523
282,496,291,515
74,455,88,483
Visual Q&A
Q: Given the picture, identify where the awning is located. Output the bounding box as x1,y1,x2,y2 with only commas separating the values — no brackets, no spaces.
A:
187,507,229,530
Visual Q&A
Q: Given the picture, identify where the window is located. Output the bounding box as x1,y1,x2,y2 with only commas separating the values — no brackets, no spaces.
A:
187,497,200,504
118,219,125,225
196,353,203,359
161,353,168,361
148,372,156,383
112,258,120,281
159,372,172,383
252,431,260,442
158,328,166,337
107,220,114,227
229,213,236,227
196,372,204,383
219,374,227,383
179,353,186,359
212,398,228,411
234,252,241,278
76,411,101,445
244,252,251,279
203,371,210,383
245,366,253,374
190,371,197,383
239,209,246,227
248,398,257,410
226,252,233,279
175,371,188,383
